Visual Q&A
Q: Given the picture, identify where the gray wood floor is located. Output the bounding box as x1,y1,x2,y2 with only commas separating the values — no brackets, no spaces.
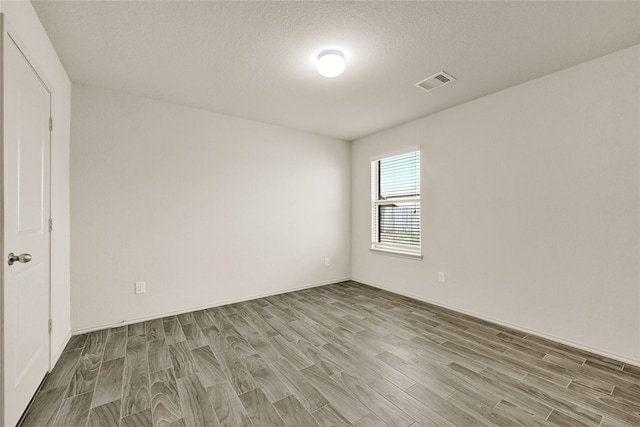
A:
19,281,640,427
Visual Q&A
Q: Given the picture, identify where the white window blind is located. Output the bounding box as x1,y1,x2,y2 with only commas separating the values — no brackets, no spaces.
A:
371,149,421,256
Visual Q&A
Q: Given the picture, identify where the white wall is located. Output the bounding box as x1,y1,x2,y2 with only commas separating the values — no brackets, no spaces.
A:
0,0,72,366
352,46,640,364
71,84,351,332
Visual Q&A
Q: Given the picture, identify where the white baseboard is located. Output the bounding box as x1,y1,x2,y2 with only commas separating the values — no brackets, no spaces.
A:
354,277,640,368
50,330,71,371
72,277,350,335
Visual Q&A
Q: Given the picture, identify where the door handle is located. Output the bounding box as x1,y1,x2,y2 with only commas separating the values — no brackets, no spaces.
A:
8,252,32,266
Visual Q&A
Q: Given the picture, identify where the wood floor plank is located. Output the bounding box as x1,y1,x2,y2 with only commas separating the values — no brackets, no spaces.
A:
82,330,109,355
19,385,66,427
164,317,187,345
565,380,639,424
272,358,328,413
288,320,329,347
103,330,127,361
408,335,487,373
66,352,103,397
121,408,153,427
242,353,291,403
235,304,279,338
217,304,238,317
127,322,145,337
273,394,321,427
599,416,640,427
169,341,198,379
244,332,282,364
482,369,602,426
223,329,257,358
167,418,189,427
622,364,640,377
92,357,125,408
177,374,220,427
122,357,151,416
64,334,88,352
493,400,555,426
53,391,93,427
369,376,456,427
584,357,625,372
192,345,228,388
193,310,216,330
177,312,196,326
183,323,208,349
43,348,82,391
441,340,533,380
238,387,287,427
354,414,388,427
409,353,504,409
500,346,576,386
299,365,371,424
206,378,254,427
321,343,379,383
202,327,232,354
262,316,306,343
612,383,640,406
570,374,616,396
308,323,354,352
376,351,456,400
394,333,487,374
311,404,352,427
446,362,552,419
547,409,594,427
269,335,313,370
346,345,415,390
121,360,151,417
206,308,227,330
110,326,128,334
296,341,342,377
146,318,166,341
148,337,172,373
125,335,148,367
217,350,257,395
151,368,184,426
333,371,415,427
87,400,121,427
405,382,490,427
448,389,544,427
224,314,257,336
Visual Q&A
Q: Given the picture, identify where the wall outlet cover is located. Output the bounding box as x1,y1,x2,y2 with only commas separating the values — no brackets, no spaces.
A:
135,281,146,294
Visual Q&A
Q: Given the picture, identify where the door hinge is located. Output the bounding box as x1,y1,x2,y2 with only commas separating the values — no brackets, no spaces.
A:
48,320,52,333
49,117,53,132
49,218,53,232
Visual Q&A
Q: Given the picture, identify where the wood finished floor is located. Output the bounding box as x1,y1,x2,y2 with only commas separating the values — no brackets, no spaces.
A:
20,281,640,427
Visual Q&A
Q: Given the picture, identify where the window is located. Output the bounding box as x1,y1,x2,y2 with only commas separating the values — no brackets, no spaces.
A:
371,147,421,257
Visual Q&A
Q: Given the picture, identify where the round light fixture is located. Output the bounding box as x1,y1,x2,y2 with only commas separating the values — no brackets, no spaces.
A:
317,49,346,78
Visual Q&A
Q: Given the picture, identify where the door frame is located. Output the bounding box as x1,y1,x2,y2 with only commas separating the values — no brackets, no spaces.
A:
0,13,54,423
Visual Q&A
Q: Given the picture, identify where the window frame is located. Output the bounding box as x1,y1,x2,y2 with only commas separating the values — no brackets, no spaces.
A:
370,146,423,259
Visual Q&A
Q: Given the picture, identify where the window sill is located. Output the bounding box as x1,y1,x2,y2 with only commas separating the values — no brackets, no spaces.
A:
369,247,423,260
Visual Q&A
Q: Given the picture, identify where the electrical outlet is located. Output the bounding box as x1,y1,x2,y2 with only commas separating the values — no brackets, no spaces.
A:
325,257,330,267
438,272,446,283
135,281,146,294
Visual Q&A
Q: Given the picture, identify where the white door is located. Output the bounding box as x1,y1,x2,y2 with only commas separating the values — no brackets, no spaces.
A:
2,19,51,426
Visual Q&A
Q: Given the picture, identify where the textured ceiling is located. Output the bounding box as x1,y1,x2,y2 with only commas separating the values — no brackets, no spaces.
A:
32,1,640,141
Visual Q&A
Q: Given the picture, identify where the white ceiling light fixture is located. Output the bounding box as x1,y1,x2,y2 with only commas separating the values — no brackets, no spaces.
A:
317,49,346,78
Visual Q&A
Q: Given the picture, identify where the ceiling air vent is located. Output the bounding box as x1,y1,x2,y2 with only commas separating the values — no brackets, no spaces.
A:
415,71,456,92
